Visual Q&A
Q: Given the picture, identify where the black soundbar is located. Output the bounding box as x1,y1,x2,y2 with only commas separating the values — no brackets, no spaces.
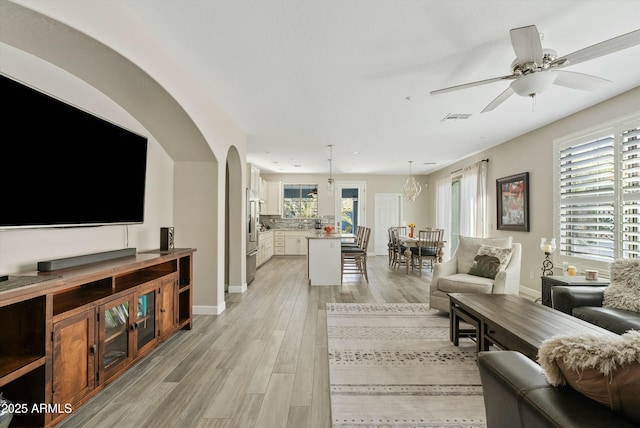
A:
37,248,136,272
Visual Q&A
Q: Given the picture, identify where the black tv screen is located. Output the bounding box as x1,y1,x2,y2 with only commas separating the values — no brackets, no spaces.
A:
1,74,148,229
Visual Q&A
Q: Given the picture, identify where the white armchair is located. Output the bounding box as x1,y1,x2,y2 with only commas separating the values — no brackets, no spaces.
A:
429,235,522,313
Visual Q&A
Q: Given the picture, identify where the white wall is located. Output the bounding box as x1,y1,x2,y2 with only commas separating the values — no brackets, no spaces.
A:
426,87,640,299
0,43,174,275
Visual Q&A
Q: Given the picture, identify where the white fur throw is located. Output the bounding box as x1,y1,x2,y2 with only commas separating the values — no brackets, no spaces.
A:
538,330,640,423
538,330,640,386
603,258,640,312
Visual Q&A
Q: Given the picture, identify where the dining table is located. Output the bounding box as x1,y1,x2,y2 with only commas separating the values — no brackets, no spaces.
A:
399,235,446,274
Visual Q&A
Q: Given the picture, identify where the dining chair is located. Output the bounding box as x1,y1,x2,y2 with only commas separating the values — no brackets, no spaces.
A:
390,228,409,272
410,228,444,276
387,227,394,266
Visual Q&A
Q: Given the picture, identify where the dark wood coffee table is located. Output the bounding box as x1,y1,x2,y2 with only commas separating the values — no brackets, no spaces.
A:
449,293,618,360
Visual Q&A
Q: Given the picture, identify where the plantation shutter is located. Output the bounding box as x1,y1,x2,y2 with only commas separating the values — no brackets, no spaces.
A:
621,125,640,258
558,133,615,262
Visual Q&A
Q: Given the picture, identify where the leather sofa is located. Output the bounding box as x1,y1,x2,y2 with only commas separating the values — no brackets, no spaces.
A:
477,350,636,427
551,286,640,334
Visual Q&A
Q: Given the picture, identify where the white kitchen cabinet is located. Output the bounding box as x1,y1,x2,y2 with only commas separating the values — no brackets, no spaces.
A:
247,163,261,194
274,230,309,255
274,231,285,255
261,181,282,215
271,230,311,256
257,230,274,267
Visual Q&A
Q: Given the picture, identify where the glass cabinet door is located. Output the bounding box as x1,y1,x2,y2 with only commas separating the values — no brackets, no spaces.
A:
101,296,132,380
136,288,156,352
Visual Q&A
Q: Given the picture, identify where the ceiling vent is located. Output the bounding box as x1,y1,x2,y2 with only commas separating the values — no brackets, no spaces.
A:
441,113,472,122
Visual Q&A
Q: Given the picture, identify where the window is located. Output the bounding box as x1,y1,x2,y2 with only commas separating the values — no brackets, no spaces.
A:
283,184,318,218
554,116,640,266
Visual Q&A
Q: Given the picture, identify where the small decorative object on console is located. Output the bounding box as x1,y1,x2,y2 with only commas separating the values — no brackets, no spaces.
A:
540,237,556,276
160,227,174,251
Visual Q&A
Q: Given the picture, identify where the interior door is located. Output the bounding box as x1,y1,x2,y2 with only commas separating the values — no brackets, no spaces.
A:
374,193,403,255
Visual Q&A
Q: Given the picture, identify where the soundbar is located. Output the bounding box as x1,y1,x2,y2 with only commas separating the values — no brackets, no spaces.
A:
37,248,136,272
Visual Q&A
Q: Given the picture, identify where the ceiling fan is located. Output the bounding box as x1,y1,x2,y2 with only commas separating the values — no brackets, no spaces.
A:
430,25,640,113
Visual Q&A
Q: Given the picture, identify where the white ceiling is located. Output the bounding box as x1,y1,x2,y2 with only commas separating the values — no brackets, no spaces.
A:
18,1,640,175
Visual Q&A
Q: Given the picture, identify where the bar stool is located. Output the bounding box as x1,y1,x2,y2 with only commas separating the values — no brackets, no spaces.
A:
341,227,371,283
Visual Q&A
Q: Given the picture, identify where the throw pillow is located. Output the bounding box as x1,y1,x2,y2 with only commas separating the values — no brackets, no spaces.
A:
538,330,640,425
603,258,640,312
467,245,513,279
456,236,513,273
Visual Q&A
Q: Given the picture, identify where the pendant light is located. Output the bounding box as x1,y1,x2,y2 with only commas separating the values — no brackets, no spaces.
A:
401,161,421,201
327,144,335,195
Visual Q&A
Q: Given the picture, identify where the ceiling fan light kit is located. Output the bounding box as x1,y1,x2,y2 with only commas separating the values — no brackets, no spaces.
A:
510,72,558,97
431,26,640,112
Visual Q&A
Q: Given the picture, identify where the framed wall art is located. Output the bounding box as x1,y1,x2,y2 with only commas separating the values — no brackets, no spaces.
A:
496,172,529,232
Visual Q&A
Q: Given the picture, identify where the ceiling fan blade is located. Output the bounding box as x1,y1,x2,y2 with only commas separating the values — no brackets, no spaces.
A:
430,74,514,95
481,87,514,113
552,70,611,91
551,29,640,68
510,25,543,64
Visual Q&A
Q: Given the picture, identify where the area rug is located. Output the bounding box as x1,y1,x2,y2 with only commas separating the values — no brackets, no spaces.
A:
326,303,486,428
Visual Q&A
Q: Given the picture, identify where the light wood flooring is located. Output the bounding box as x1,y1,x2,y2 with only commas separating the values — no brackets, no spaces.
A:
58,254,433,428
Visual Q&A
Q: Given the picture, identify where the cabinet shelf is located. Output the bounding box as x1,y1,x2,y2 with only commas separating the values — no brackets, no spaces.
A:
52,278,113,316
114,260,177,292
0,355,45,388
104,327,127,344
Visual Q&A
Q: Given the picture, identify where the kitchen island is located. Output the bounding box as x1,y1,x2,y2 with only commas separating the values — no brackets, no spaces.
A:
307,232,351,285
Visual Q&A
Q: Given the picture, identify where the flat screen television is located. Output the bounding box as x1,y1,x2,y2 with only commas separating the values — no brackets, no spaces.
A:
1,74,148,229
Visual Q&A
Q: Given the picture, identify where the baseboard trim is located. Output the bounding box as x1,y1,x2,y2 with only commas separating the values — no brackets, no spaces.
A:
519,285,540,302
193,303,226,315
228,283,248,294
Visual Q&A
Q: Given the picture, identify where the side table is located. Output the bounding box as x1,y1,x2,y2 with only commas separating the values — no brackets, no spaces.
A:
541,275,609,307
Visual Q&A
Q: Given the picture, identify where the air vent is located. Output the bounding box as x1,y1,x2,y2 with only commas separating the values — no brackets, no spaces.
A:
441,113,472,122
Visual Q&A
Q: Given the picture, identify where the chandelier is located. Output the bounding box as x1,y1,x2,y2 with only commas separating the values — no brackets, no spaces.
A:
327,144,335,194
401,161,421,202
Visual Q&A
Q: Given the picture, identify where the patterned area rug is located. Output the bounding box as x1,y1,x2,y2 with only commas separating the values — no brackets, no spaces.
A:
326,303,486,428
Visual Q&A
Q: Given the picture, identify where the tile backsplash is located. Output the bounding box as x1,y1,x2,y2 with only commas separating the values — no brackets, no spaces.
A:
261,215,335,230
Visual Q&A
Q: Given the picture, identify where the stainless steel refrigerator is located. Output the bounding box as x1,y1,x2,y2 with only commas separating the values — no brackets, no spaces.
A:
246,188,259,284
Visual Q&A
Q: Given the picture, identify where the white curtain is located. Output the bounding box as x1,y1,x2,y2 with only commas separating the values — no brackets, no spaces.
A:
460,161,488,238
435,176,452,259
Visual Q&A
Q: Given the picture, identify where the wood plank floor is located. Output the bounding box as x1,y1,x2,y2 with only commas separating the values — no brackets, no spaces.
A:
59,255,433,428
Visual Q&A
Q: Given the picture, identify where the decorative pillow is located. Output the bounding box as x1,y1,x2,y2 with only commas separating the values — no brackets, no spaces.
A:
456,236,512,273
603,258,640,312
467,245,513,279
538,330,640,425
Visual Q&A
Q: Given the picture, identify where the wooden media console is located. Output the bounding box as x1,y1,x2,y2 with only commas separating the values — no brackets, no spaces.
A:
0,248,195,427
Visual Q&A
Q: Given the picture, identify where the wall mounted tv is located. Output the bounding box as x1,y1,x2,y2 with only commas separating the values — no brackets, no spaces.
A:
1,74,148,229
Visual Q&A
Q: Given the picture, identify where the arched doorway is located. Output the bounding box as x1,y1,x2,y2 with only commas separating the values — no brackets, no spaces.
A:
226,147,246,293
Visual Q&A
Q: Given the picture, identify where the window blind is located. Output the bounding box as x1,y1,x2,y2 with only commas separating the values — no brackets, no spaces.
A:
556,118,640,262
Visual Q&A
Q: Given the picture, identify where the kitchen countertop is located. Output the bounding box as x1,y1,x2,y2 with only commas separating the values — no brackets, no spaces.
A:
307,232,355,239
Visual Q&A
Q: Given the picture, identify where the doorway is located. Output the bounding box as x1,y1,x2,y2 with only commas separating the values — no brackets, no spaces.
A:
335,182,366,233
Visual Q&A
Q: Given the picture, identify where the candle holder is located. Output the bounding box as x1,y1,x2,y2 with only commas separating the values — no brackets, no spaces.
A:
540,238,556,276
